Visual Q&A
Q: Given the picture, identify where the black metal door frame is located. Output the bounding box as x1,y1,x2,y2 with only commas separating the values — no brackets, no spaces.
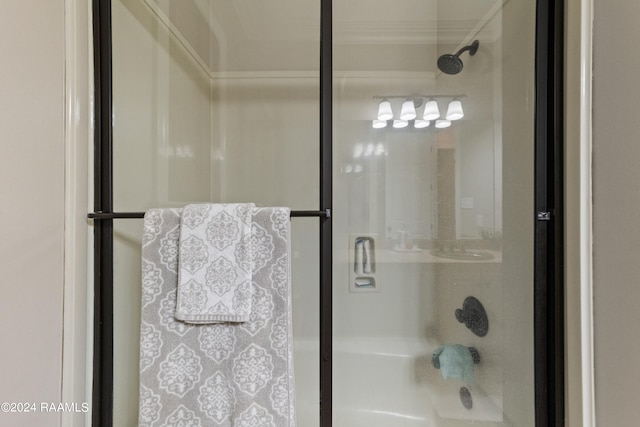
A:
91,0,563,425
534,0,565,426
92,2,114,426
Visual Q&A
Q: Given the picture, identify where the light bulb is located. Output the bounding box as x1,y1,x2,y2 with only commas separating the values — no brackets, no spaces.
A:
372,119,387,129
423,99,440,120
400,100,417,121
377,100,393,121
393,119,408,128
446,99,464,120
414,119,430,128
435,119,451,128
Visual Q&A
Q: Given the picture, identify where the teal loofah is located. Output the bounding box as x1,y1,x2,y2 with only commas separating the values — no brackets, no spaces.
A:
433,344,475,384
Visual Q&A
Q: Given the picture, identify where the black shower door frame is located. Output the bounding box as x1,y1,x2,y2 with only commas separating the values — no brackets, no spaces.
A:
90,0,564,426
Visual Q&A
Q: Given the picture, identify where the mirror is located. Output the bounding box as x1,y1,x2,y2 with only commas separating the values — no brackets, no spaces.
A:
337,116,501,251
380,119,500,247
455,120,500,240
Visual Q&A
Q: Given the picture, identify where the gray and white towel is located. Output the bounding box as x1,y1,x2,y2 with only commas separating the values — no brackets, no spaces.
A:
139,207,296,427
176,203,255,323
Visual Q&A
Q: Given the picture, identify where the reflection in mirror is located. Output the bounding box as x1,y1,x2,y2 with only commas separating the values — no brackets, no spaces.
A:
456,120,499,241
339,116,503,252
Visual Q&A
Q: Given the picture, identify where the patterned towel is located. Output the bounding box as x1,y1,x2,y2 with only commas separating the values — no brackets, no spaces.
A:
139,207,296,427
176,203,255,323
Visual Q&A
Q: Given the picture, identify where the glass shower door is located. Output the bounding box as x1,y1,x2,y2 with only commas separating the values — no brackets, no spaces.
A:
101,0,557,425
110,0,320,424
332,0,537,425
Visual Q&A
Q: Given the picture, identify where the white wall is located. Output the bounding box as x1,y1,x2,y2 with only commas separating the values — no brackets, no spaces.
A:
592,1,640,425
0,1,65,426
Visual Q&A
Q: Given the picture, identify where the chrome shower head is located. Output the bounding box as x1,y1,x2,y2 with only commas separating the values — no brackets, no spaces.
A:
437,40,480,75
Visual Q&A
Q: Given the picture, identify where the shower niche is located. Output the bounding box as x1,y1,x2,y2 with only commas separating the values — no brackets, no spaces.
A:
349,234,377,292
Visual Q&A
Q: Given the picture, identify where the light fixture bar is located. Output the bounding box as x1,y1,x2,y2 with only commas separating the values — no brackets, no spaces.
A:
373,94,466,100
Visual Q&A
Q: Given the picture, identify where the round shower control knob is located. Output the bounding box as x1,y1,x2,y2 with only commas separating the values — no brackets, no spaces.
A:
455,296,489,337
460,387,473,409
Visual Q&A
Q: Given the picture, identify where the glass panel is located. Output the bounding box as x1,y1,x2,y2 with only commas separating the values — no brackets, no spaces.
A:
111,0,320,424
333,0,535,425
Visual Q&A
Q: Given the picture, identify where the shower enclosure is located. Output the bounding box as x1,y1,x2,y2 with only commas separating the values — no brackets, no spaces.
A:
91,0,563,425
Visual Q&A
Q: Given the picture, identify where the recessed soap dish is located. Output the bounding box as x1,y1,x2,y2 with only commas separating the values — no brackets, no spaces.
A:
349,234,378,293
354,277,375,289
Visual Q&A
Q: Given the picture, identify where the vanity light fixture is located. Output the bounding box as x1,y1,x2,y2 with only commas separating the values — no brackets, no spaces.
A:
446,99,464,120
377,99,393,121
372,95,465,128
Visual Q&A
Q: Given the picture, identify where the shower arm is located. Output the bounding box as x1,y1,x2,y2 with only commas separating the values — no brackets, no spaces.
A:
454,45,473,57
454,40,480,57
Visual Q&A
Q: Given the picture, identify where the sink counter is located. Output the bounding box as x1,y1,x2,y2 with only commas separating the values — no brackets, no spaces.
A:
375,249,502,264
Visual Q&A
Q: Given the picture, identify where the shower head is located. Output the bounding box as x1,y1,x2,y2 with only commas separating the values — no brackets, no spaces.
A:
437,40,480,75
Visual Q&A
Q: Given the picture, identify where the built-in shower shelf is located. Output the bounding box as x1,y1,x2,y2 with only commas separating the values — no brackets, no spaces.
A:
375,249,502,264
417,357,503,423
424,381,503,422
